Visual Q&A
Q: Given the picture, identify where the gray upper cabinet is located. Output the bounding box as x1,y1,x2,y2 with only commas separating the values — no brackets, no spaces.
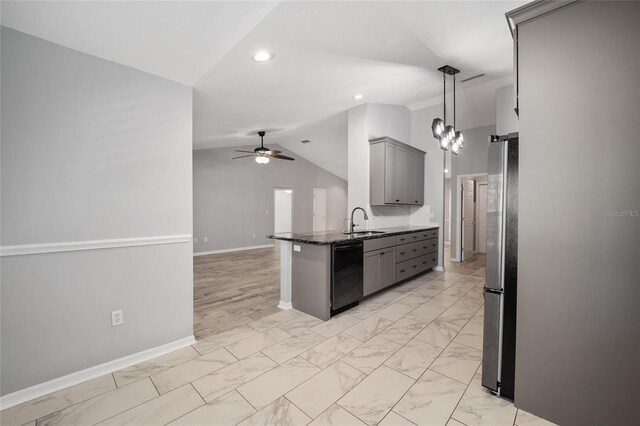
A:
370,137,426,206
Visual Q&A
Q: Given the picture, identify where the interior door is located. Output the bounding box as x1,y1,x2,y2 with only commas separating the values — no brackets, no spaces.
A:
461,178,476,261
477,183,488,253
313,188,326,232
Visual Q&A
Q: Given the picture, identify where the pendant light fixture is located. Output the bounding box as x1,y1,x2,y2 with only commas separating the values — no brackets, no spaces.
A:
431,65,464,155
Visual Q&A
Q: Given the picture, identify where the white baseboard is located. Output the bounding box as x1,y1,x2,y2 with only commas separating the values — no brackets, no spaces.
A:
449,257,461,262
434,266,445,272
194,244,273,256
277,301,293,310
0,335,196,410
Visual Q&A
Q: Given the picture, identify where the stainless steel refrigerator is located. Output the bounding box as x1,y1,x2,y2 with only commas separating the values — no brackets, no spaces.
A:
482,132,518,400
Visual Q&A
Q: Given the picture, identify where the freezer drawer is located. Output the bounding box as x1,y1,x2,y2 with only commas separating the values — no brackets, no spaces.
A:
482,291,502,393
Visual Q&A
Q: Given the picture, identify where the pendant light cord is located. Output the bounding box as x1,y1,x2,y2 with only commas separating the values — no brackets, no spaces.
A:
453,74,456,130
443,72,447,125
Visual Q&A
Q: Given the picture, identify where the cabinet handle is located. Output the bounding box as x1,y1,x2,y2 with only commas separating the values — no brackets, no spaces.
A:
380,252,385,255
415,200,418,203
423,261,427,264
400,252,405,255
412,249,417,252
400,269,405,273
412,265,417,269
396,199,400,202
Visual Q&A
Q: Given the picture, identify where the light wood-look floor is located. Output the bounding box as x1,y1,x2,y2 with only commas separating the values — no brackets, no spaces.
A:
193,246,282,340
194,244,486,340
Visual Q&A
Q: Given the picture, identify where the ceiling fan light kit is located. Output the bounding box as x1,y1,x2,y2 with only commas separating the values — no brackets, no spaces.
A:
431,65,464,155
232,130,295,164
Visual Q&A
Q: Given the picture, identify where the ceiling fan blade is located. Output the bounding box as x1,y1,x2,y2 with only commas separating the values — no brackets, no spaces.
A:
234,150,255,154
232,154,255,160
270,154,295,161
265,150,281,155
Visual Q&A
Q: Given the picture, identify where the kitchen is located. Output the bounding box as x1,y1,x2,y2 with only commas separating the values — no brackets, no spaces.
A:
1,1,638,425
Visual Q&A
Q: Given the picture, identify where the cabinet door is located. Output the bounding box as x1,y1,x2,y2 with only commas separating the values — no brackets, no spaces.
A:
414,153,425,205
379,249,396,288
405,152,416,205
363,250,381,296
384,144,398,204
395,148,408,203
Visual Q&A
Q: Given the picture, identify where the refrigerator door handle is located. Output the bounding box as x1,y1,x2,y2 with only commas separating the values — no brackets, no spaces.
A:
484,287,504,295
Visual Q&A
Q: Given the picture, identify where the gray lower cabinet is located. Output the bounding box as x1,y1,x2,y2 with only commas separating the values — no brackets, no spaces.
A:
364,248,396,296
363,229,439,296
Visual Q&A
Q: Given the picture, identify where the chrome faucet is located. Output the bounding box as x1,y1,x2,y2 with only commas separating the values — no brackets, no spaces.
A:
350,207,369,234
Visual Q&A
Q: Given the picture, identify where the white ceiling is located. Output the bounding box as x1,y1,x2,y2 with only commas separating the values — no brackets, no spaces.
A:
1,0,526,152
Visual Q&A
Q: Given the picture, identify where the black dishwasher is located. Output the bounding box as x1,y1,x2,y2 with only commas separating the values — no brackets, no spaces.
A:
331,242,364,315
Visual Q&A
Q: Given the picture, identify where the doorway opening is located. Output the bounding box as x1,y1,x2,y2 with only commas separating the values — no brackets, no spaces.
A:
313,188,327,232
454,173,488,262
274,188,293,235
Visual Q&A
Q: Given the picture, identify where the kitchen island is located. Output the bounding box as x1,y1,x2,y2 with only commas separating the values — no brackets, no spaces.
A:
268,225,439,320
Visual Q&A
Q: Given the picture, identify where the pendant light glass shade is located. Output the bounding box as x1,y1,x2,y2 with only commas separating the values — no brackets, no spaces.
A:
455,131,464,149
451,140,460,155
255,155,270,164
439,136,450,150
444,125,455,143
431,118,445,139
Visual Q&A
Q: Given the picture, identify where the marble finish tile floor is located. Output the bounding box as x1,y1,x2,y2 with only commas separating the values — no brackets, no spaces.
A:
1,247,557,426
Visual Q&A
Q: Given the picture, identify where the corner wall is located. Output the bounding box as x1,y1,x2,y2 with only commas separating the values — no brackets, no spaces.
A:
0,28,194,396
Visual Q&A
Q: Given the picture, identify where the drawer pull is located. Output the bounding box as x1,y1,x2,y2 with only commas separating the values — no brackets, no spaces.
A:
400,252,405,255
412,249,417,252
412,235,418,239
423,261,427,264
396,199,400,202
380,252,385,255
400,269,406,273
412,265,417,269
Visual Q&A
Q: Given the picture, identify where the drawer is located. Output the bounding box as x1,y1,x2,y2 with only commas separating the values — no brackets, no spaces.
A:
396,259,416,282
418,229,439,240
418,254,438,272
395,241,422,262
364,235,396,252
395,232,420,245
419,237,438,255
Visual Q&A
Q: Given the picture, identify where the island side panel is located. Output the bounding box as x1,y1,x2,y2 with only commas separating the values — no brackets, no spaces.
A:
291,243,332,321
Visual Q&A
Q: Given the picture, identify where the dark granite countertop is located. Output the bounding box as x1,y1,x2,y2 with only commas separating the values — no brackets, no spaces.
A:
267,225,439,246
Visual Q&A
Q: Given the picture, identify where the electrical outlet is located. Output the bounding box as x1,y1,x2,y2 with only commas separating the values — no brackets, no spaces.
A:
204,237,208,242
111,310,123,327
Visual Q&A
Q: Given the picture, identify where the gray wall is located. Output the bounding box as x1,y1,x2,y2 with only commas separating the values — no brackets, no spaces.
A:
514,2,640,425
450,125,494,258
193,145,347,252
0,28,193,395
410,104,446,267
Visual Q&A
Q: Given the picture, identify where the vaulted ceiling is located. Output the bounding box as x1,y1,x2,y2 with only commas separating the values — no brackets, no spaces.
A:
1,1,525,152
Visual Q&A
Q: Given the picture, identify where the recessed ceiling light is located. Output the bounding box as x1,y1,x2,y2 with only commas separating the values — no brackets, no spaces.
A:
353,94,364,100
252,50,274,62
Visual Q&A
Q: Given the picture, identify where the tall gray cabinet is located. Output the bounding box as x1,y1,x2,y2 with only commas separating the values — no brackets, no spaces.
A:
506,1,640,425
369,137,425,206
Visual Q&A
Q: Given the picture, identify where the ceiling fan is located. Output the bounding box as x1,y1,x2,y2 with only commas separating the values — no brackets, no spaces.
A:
233,131,295,164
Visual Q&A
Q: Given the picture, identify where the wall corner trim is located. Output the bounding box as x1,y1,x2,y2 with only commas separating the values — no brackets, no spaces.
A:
0,335,197,410
277,301,293,310
0,235,193,257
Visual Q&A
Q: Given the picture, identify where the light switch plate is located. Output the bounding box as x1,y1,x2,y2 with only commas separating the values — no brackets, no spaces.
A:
293,245,301,252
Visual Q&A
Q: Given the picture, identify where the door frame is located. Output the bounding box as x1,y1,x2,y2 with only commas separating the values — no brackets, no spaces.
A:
454,172,488,262
476,182,488,253
273,187,294,240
